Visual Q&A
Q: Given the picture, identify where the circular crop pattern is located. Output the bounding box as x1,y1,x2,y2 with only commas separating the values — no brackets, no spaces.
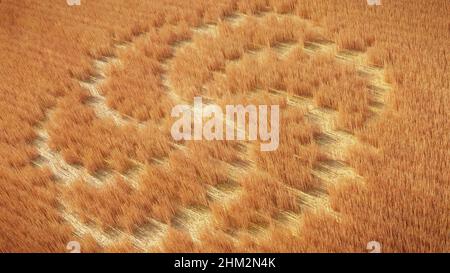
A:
33,10,391,252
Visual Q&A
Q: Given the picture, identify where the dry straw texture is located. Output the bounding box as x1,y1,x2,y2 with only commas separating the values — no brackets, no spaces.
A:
0,0,448,252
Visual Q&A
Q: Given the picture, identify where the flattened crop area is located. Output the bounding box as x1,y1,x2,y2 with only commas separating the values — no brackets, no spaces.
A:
0,0,448,253
31,9,391,251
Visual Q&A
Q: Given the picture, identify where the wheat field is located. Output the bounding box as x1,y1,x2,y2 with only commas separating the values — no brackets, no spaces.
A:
0,0,448,253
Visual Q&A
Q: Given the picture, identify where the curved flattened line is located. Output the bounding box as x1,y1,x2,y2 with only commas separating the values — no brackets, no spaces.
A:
164,11,392,239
